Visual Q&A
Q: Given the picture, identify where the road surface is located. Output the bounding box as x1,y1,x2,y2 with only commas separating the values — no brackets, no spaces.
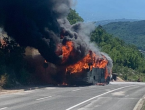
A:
0,82,145,110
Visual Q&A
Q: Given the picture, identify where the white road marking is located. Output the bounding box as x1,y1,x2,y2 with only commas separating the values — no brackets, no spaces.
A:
72,89,80,92
36,96,52,101
66,85,135,110
78,98,101,110
0,107,8,110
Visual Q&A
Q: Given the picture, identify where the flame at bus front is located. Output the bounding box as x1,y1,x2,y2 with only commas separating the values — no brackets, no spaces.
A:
66,51,108,74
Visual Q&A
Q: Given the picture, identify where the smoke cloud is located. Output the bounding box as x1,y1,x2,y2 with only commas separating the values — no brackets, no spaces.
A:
0,0,113,69
0,0,88,65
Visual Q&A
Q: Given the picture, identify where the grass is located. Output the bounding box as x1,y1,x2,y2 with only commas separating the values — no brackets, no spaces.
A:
141,100,145,110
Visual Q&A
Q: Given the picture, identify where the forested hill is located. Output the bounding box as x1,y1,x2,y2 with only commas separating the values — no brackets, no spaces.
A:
103,20,145,51
95,19,138,26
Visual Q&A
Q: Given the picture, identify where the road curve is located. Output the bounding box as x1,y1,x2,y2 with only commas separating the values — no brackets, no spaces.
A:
0,82,145,110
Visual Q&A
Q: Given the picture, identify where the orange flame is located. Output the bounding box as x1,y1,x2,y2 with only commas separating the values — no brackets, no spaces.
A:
44,60,47,63
66,51,108,74
62,41,74,63
0,38,7,47
62,82,68,86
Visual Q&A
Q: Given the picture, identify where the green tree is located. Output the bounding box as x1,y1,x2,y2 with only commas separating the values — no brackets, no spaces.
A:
67,9,84,25
0,37,31,87
91,26,145,81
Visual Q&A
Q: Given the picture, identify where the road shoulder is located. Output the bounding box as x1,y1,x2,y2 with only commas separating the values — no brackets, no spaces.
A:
141,100,145,110
133,95,145,110
0,89,24,95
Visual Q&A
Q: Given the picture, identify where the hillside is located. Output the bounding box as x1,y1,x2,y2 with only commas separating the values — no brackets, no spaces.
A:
95,19,138,26
90,26,145,81
103,20,145,51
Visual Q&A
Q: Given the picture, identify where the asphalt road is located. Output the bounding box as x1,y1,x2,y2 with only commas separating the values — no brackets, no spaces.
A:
0,82,145,110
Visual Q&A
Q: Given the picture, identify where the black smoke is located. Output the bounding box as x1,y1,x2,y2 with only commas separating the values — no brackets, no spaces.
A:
0,0,92,65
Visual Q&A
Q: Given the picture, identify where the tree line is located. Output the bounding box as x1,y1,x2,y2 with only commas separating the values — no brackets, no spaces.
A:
103,21,145,51
90,26,145,81
0,37,32,88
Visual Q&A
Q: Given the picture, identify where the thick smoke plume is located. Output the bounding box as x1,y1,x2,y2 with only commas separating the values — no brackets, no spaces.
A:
0,0,88,65
0,0,112,69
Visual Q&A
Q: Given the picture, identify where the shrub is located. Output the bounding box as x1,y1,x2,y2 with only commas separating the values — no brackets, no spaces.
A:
0,74,8,88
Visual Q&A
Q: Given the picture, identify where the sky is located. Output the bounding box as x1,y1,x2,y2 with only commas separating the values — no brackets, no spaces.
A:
74,0,145,22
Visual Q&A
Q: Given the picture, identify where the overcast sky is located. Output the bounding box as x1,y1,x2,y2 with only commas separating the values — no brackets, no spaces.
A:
74,0,145,22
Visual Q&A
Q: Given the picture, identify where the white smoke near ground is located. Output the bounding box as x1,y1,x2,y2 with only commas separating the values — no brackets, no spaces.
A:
25,47,40,56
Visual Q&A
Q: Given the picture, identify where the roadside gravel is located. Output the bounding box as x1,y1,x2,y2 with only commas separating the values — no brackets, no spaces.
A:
0,89,24,95
141,99,145,110
134,95,145,110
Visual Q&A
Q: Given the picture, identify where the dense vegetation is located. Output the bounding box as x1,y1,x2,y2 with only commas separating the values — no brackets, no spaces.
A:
90,26,145,81
103,20,145,51
0,37,33,88
67,9,84,25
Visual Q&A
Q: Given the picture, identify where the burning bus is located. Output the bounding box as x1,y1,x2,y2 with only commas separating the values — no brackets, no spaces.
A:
56,41,112,85
25,46,112,86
